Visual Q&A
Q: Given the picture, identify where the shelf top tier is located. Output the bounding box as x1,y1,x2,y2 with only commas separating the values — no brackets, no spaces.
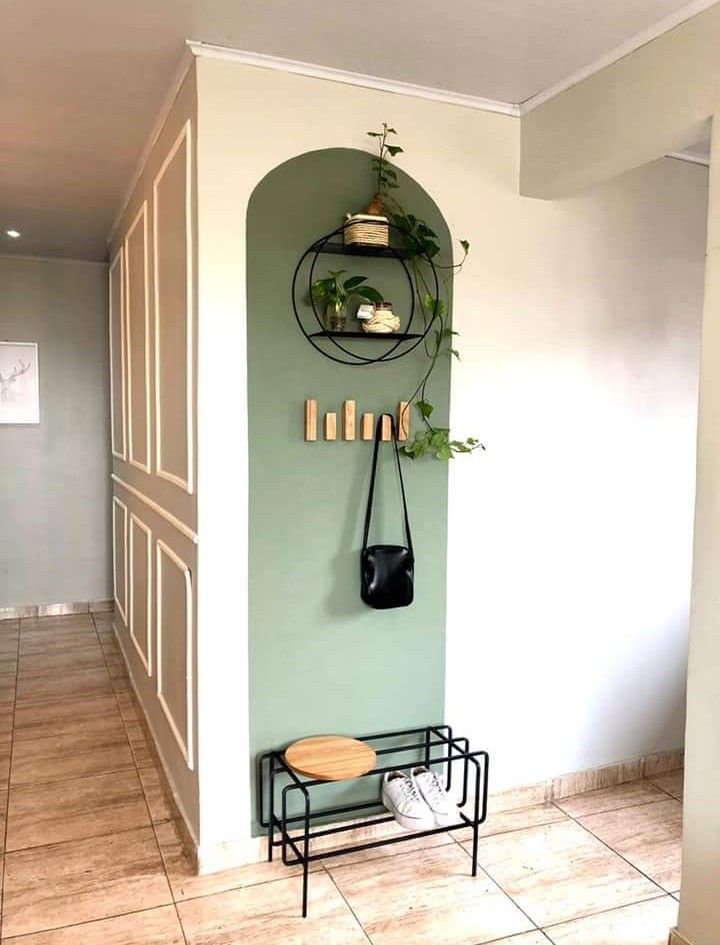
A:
318,241,415,260
308,330,422,340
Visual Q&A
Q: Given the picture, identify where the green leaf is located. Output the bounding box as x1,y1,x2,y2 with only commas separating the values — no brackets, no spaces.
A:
343,275,368,290
367,132,382,137
386,145,404,156
436,446,454,460
416,400,434,419
449,348,460,360
460,239,470,253
385,127,397,134
353,286,384,303
441,328,459,338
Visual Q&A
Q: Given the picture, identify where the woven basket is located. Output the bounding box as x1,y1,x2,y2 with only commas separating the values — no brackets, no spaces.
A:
344,213,389,248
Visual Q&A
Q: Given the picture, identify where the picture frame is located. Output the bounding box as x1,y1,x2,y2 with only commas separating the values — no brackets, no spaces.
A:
0,341,40,425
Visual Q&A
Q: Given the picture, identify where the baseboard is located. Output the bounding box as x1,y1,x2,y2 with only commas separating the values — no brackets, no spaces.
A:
669,930,694,945
0,598,114,621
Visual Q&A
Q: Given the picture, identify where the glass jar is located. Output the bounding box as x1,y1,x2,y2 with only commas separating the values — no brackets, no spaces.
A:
325,302,347,332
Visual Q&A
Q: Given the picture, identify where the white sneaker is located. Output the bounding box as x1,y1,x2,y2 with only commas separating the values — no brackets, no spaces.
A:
382,771,435,831
411,766,458,826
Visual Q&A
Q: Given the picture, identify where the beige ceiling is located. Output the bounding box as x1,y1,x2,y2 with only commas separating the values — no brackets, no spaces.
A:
0,0,713,261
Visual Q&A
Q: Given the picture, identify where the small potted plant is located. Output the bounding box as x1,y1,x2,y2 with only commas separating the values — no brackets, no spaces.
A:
311,270,384,331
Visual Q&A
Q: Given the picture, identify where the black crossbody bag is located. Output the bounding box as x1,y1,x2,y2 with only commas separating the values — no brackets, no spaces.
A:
361,414,415,609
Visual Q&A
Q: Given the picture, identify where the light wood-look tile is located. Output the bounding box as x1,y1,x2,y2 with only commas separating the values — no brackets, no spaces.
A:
487,936,548,945
177,871,372,945
126,721,158,769
0,631,20,657
89,598,115,614
0,744,11,782
116,692,142,723
20,614,93,630
18,627,99,656
16,668,112,705
578,799,682,892
0,655,18,675
11,728,133,786
138,765,176,823
318,814,455,867
0,673,17,704
13,694,123,743
0,788,7,851
555,780,667,818
647,770,684,800
7,769,149,850
18,646,106,678
3,826,172,937
473,820,659,927
456,801,568,843
544,894,678,944
3,904,185,944
328,842,533,945
0,704,14,745
155,819,313,901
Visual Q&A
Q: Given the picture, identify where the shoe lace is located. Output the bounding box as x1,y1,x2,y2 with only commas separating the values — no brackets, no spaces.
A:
398,777,423,804
420,770,447,804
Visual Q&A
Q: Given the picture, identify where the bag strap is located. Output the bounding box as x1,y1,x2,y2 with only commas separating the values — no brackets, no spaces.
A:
362,413,414,554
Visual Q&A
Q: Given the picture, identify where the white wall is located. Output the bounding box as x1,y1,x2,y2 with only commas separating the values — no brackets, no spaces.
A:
0,255,111,609
191,55,707,861
678,111,720,945
447,156,706,790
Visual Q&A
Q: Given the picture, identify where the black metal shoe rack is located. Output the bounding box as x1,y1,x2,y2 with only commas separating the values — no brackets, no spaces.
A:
257,725,490,917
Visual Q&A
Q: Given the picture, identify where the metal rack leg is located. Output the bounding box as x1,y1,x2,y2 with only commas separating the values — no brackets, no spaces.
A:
471,759,481,877
302,794,310,918
267,754,275,862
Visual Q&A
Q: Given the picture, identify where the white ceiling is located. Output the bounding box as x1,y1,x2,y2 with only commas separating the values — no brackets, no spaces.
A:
0,0,713,261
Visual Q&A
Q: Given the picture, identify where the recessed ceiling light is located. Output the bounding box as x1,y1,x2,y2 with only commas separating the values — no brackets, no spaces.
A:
5,229,21,239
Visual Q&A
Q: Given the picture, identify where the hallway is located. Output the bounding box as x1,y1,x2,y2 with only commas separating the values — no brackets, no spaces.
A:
0,612,683,944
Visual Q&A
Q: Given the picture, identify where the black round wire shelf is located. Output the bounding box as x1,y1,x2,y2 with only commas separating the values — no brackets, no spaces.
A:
292,219,440,367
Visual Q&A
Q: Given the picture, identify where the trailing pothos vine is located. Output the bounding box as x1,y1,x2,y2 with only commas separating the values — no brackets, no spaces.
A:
367,123,483,460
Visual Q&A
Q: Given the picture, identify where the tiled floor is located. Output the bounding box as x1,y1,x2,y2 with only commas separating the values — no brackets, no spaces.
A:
0,614,683,944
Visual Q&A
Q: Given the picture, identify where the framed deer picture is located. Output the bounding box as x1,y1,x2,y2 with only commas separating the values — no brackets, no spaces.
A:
0,342,40,424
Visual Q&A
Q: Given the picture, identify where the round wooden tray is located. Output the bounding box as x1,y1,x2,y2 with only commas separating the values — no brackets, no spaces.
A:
284,735,377,782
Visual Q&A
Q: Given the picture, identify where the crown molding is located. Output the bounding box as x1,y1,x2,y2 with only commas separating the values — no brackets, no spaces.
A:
107,44,195,246
186,40,521,117
0,251,108,266
519,0,719,113
667,150,711,167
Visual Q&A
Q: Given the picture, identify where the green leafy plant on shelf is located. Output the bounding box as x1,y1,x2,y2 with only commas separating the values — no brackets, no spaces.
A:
310,269,384,331
367,123,483,460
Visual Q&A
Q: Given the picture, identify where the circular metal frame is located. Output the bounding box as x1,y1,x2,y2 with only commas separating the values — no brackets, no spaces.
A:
292,219,441,366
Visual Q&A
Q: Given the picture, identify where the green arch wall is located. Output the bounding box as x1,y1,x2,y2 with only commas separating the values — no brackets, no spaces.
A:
246,148,452,827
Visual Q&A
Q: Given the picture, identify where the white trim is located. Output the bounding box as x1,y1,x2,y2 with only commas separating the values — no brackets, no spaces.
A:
186,40,521,117
109,249,127,461
124,201,152,474
112,496,128,623
111,474,198,544
153,120,195,495
519,0,719,112
156,538,195,770
667,150,711,167
129,513,153,676
0,252,107,266
107,46,194,244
